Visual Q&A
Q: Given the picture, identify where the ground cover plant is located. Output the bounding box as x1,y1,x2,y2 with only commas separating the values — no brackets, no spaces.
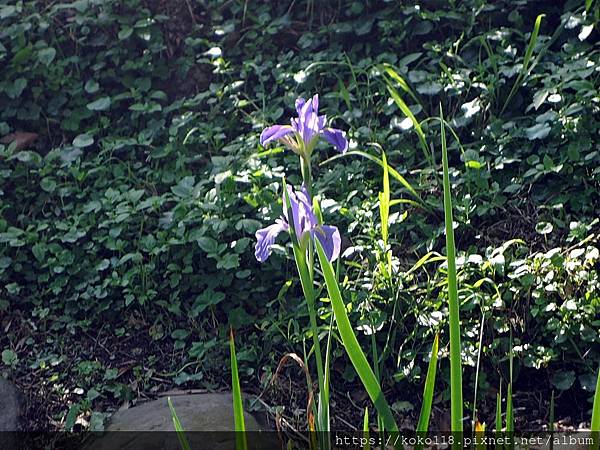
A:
1,0,599,444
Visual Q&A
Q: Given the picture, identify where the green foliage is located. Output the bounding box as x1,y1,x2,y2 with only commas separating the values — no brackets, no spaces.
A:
1,0,599,430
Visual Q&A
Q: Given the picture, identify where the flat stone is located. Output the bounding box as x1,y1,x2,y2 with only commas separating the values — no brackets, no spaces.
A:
86,393,276,450
0,378,21,431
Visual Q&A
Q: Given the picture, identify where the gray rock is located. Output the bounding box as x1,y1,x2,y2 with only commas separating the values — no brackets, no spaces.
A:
0,378,21,431
86,393,277,450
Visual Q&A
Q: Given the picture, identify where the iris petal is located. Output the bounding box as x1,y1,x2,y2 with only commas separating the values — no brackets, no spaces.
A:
283,185,317,241
255,219,288,262
314,225,341,262
295,98,306,115
322,127,348,153
260,125,294,147
310,94,319,115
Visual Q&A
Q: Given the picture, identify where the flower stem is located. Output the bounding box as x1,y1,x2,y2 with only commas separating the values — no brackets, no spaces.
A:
301,155,313,198
292,244,328,436
294,162,328,439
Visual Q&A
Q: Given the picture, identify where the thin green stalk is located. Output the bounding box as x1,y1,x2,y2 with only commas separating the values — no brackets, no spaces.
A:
506,333,514,436
416,334,439,450
294,245,328,433
283,180,329,447
290,139,332,446
372,149,387,431
440,105,463,433
300,339,318,444
472,312,486,430
320,316,333,444
301,155,313,198
230,329,248,450
549,390,555,450
495,382,503,450
371,333,384,434
291,246,325,392
501,14,545,114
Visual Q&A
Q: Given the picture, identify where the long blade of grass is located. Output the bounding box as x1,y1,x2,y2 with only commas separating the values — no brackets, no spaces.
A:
388,198,425,209
521,14,545,78
380,150,390,247
230,329,248,450
387,84,432,166
380,64,421,106
405,252,436,276
314,239,399,434
506,381,514,450
167,397,192,450
591,366,600,450
501,14,545,114
440,105,463,434
322,149,423,204
416,334,439,437
380,151,392,278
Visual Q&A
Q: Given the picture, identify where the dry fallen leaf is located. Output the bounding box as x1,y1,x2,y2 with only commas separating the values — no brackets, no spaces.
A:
0,132,39,151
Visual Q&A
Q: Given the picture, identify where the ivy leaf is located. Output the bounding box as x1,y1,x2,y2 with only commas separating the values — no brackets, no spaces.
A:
1,349,18,366
6,78,27,99
552,370,575,391
38,47,56,65
86,97,111,111
197,237,218,254
32,243,46,262
65,404,80,431
85,80,100,94
40,177,57,192
118,27,133,40
217,253,239,270
535,221,553,235
525,123,551,140
0,5,16,19
532,90,548,110
89,412,105,431
73,133,94,148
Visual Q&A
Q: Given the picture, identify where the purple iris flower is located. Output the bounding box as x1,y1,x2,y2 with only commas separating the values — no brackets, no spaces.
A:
255,184,341,263
259,94,348,155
